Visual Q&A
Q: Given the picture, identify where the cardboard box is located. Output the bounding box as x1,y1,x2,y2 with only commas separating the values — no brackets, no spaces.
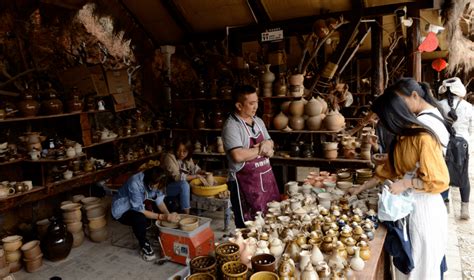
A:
112,91,136,112
106,69,131,94
58,65,109,96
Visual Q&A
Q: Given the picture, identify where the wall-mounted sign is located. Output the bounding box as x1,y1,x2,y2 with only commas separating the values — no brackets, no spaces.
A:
261,28,284,42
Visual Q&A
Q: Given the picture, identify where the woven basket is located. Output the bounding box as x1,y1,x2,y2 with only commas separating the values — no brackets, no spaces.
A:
186,272,216,280
190,255,217,275
221,261,248,280
249,271,279,280
190,176,227,197
215,242,240,276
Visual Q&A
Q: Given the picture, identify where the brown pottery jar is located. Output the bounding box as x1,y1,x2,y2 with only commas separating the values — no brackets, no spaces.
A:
18,88,40,117
42,85,63,115
41,217,73,262
66,88,84,113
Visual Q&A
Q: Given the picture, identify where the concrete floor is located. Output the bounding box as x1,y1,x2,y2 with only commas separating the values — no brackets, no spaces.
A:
13,210,234,280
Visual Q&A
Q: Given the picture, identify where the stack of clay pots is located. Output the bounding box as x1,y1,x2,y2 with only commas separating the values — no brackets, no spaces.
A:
322,142,338,159
0,249,10,278
35,218,50,240
2,235,23,273
60,202,84,248
20,240,43,272
81,197,108,242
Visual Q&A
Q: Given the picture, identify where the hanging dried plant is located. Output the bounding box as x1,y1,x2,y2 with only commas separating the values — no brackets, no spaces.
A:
443,0,474,74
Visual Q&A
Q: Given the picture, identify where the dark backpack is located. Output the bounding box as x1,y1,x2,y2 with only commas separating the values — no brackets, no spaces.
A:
418,112,469,187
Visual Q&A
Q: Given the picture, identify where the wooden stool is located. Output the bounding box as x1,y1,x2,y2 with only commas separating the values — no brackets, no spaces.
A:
190,194,231,231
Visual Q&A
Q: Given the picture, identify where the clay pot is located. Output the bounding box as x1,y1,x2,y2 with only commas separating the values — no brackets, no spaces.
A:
211,108,224,129
261,64,275,97
41,86,63,115
21,240,41,260
36,219,50,239
18,89,40,117
2,235,23,252
323,110,345,131
289,100,304,116
190,255,217,275
72,230,84,248
343,148,356,159
195,109,206,129
273,112,289,130
5,250,21,263
23,253,43,273
304,97,323,116
41,217,73,262
8,260,22,273
249,271,279,280
0,249,6,268
289,74,304,97
273,74,287,96
66,221,83,233
66,94,83,113
306,114,325,131
85,204,105,219
187,273,216,280
281,101,291,114
89,216,107,230
81,197,101,206
251,253,276,272
289,116,305,130
0,265,9,278
89,226,108,242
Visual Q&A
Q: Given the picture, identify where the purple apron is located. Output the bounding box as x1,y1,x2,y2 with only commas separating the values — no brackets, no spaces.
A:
235,117,280,221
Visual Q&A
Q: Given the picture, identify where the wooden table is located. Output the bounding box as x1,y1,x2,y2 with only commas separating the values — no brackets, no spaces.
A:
353,225,388,279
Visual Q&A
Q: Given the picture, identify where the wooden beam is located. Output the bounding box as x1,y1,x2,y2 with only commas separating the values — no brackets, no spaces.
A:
160,0,194,36
371,17,384,96
246,0,270,25
118,0,158,48
407,9,421,81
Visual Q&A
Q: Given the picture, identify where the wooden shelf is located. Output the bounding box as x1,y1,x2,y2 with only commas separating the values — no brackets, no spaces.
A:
0,110,108,123
268,129,343,134
0,158,24,166
0,153,162,212
194,152,226,157
24,153,86,163
173,97,232,102
260,96,303,100
170,128,222,132
84,129,164,148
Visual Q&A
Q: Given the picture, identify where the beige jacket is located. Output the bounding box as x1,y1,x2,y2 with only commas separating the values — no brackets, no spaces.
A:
161,153,200,182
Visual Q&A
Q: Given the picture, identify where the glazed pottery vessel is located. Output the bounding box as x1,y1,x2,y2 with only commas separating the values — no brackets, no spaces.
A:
42,85,63,115
273,112,289,130
41,217,73,261
18,88,40,117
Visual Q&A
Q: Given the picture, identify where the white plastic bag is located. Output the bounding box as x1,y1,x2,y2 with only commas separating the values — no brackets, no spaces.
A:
378,184,415,222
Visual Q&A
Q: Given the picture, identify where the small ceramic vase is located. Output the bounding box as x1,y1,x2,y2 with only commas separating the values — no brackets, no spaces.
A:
350,247,365,271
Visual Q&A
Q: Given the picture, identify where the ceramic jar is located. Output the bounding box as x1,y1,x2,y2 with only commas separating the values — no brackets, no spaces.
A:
211,108,224,129
269,238,284,258
304,97,323,116
289,74,304,97
306,114,325,131
66,88,83,113
273,74,287,96
195,109,206,129
216,137,225,154
41,217,73,261
350,247,365,271
323,110,345,131
135,112,147,133
273,112,289,130
301,263,318,280
289,100,305,116
18,88,40,117
41,85,63,115
278,254,296,278
289,116,305,130
261,64,275,97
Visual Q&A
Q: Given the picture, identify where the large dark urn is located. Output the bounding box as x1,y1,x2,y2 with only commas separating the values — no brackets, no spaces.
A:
18,88,40,117
42,84,63,115
41,217,73,261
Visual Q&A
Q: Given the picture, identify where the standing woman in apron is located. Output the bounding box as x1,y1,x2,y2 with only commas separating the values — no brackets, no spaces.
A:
222,85,280,228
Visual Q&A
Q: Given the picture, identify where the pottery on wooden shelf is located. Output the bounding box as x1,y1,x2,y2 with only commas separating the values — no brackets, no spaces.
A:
304,97,323,116
211,108,224,129
289,116,305,130
66,88,84,113
323,109,345,131
261,64,275,97
273,74,287,96
281,101,291,114
18,88,40,117
41,217,73,262
288,74,304,97
273,112,289,130
289,100,305,116
306,114,325,131
41,85,63,115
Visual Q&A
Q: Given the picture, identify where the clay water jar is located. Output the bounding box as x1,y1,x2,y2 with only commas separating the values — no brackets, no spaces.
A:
85,204,105,219
305,97,323,116
88,215,107,230
251,253,276,272
72,230,85,248
306,114,325,131
18,89,40,117
66,93,84,113
41,217,73,262
20,240,41,260
281,101,291,114
289,100,304,116
323,110,345,131
41,86,63,115
66,221,83,233
89,226,108,242
273,112,289,130
323,149,338,160
289,115,305,130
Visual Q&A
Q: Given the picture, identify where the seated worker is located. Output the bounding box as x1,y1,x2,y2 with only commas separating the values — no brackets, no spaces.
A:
161,137,205,214
111,166,179,261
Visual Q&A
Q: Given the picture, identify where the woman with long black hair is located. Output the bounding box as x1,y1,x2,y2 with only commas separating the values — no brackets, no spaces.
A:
439,77,473,219
351,78,449,279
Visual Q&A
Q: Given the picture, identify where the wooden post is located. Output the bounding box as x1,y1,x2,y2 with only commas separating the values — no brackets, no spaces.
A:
407,9,422,81
371,17,384,96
